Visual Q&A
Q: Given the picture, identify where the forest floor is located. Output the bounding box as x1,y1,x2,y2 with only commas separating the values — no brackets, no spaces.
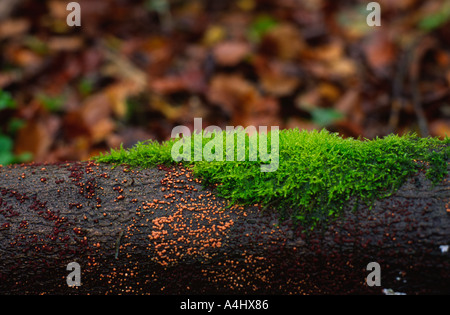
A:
0,0,449,165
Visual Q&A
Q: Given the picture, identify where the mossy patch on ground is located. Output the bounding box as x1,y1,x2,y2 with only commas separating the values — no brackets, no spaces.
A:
93,129,449,228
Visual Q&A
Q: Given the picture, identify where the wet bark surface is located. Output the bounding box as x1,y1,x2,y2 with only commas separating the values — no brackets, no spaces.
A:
0,161,448,294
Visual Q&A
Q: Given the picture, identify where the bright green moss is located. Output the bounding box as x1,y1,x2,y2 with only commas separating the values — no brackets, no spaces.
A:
93,129,449,228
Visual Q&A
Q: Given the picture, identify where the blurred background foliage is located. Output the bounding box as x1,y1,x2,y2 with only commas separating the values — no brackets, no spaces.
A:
0,0,449,164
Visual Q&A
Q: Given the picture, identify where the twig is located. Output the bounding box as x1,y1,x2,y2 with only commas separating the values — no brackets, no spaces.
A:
409,37,436,137
389,46,410,134
390,36,434,137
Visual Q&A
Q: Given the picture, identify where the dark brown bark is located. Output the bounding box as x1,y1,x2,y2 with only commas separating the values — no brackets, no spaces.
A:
0,161,449,294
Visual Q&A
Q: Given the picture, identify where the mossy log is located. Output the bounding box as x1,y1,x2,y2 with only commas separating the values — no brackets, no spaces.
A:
0,161,448,294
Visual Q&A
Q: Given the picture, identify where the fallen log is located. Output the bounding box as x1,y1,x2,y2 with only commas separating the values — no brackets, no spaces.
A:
0,161,448,294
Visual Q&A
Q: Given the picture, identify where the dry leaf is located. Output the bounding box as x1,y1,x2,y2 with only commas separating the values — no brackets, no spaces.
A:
63,88,114,145
304,40,344,63
318,82,341,103
0,19,29,39
362,30,397,75
47,0,70,19
335,89,361,115
246,96,281,128
14,116,60,162
0,71,21,88
207,74,257,117
260,23,305,60
260,73,300,97
90,118,115,143
105,81,143,119
101,41,147,89
207,74,280,126
149,94,187,121
212,41,251,66
151,76,189,95
328,58,357,78
150,69,205,95
302,39,356,80
6,46,42,68
429,119,450,138
295,88,321,111
253,57,301,96
48,36,84,52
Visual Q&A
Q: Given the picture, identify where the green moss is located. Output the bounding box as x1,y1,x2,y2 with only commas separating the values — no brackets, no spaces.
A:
93,129,449,228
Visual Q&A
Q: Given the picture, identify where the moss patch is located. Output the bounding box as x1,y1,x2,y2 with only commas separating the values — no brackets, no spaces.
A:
93,129,449,228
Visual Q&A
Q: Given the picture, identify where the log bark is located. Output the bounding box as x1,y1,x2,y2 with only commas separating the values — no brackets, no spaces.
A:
0,161,448,295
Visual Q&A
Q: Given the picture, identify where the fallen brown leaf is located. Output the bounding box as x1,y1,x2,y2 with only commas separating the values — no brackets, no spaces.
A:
253,57,301,96
318,82,341,104
260,22,305,60
207,74,257,124
0,18,29,39
47,36,84,52
212,41,251,66
429,119,450,138
362,29,397,76
207,74,280,127
334,89,363,126
14,115,60,163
